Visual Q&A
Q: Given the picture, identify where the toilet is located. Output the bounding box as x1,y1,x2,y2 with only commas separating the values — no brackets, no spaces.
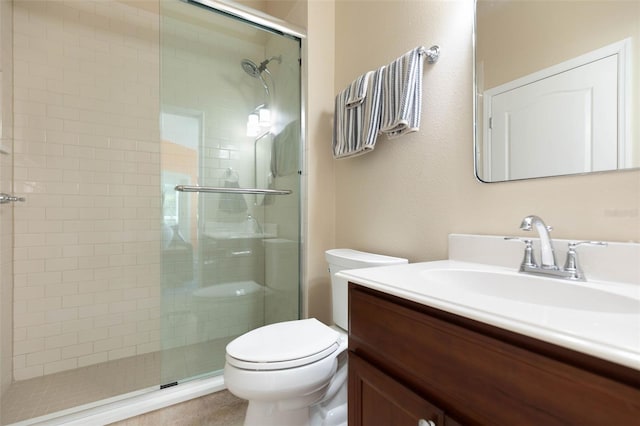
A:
224,249,408,426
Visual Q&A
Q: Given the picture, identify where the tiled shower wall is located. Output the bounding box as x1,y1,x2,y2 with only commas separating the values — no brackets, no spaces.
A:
11,1,162,381
0,0,14,395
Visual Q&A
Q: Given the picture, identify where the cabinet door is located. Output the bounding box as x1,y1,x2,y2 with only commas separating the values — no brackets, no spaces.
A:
349,352,444,426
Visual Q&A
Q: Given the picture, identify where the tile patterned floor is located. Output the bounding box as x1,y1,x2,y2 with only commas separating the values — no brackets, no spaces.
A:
108,390,246,426
1,338,234,425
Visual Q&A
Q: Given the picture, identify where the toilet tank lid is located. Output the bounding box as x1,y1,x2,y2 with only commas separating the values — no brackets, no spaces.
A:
325,249,408,269
226,318,339,365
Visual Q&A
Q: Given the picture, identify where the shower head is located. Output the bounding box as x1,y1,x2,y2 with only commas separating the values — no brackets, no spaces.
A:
241,59,262,78
240,55,282,78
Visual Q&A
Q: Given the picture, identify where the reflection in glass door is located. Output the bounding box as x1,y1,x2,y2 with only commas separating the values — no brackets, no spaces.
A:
159,0,302,385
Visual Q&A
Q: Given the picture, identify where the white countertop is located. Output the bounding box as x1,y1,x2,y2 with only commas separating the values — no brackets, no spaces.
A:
338,260,640,371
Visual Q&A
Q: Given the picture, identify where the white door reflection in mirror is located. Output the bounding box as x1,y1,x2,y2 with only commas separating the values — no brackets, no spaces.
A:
481,40,629,181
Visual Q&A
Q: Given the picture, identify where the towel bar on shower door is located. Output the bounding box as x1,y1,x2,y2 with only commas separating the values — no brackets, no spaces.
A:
175,185,292,195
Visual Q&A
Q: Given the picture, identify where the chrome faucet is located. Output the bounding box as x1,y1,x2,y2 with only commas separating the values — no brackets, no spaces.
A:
245,214,263,234
519,215,558,270
506,215,607,281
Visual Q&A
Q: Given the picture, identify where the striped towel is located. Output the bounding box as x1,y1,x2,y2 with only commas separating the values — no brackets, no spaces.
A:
332,68,385,159
344,71,370,108
379,47,423,138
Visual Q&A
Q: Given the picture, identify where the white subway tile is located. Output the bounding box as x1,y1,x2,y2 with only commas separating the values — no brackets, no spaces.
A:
109,300,137,314
94,289,123,304
45,332,78,349
27,323,62,340
62,268,95,283
45,257,78,272
136,341,160,355
123,331,148,348
78,326,108,343
14,327,28,342
13,286,44,300
94,336,122,353
62,293,94,308
78,255,109,270
14,259,46,274
43,358,78,375
14,365,44,381
27,297,62,313
61,318,94,334
94,313,123,329
27,271,63,287
45,307,78,323
78,302,109,319
14,338,45,356
45,280,78,297
45,232,79,246
45,207,79,221
77,352,108,368
78,279,110,294
108,346,136,361
61,342,94,359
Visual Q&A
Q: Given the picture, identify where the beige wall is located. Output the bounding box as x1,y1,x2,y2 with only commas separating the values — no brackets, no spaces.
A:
302,0,335,323
334,0,640,268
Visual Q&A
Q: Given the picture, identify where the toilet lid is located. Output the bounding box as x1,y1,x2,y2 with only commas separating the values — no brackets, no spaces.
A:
226,318,341,370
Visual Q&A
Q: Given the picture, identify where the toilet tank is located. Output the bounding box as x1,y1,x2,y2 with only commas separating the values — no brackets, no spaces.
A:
325,249,408,330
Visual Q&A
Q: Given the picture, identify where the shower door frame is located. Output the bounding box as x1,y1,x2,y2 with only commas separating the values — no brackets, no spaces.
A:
186,0,306,40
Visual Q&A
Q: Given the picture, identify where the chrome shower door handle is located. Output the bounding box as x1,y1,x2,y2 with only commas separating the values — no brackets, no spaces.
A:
0,193,25,204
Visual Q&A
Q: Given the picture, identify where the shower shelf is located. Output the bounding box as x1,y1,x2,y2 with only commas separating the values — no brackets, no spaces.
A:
175,185,292,195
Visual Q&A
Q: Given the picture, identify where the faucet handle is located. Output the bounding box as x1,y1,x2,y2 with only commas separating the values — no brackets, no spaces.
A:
563,241,607,280
504,237,530,242
568,240,608,249
504,237,537,269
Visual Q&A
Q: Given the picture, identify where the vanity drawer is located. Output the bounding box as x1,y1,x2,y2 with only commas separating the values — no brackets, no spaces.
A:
349,284,640,425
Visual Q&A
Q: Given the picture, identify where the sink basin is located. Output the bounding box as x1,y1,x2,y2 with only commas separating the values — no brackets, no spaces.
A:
420,269,640,314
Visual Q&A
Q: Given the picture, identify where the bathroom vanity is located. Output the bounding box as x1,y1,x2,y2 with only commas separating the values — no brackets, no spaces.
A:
342,234,640,425
348,284,640,425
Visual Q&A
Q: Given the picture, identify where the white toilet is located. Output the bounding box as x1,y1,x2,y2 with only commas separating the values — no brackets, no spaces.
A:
224,249,408,426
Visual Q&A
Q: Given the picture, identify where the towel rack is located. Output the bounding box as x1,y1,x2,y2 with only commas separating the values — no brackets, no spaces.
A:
419,45,440,64
175,185,292,195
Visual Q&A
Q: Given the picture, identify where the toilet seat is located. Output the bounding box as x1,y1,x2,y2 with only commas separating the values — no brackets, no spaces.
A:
226,318,341,371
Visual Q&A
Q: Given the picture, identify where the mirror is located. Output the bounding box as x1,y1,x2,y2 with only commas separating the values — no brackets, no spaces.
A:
474,0,640,182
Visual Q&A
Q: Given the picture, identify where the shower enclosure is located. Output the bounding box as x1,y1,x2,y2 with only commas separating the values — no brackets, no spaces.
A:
0,0,302,423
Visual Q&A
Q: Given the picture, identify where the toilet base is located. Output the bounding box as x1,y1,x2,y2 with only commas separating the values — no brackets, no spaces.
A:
244,401,309,426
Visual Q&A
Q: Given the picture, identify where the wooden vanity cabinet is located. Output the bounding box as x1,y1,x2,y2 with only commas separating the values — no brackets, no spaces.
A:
348,284,640,425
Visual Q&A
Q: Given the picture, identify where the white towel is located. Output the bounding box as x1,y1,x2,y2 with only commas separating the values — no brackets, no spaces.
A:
332,68,384,159
379,47,423,138
271,120,299,177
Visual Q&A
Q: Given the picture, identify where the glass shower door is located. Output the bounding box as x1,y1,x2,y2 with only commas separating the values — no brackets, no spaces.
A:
159,0,301,385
